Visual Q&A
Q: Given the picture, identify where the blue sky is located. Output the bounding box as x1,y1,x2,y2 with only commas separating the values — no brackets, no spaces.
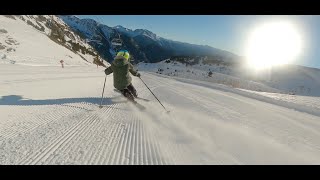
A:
78,15,320,68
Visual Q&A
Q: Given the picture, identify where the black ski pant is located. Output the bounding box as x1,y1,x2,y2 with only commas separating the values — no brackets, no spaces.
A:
120,83,137,101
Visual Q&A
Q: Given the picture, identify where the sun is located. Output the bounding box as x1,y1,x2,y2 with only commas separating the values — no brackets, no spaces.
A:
245,21,302,70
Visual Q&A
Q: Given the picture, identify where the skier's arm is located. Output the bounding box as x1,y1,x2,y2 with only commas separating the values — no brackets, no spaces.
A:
129,63,140,77
104,66,113,75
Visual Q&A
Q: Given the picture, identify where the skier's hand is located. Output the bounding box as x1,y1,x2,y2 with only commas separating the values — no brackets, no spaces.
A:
137,73,141,78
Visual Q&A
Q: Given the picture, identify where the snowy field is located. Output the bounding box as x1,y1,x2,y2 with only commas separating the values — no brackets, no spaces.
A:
1,63,320,164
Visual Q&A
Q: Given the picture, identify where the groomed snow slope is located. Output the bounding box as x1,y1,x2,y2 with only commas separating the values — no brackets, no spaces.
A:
1,64,320,164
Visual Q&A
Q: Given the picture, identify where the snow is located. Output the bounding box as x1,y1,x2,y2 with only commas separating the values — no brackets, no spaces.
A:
137,59,320,97
265,65,320,96
1,15,320,165
137,60,281,93
158,73,320,117
137,59,320,117
1,63,320,164
238,89,320,113
0,16,92,66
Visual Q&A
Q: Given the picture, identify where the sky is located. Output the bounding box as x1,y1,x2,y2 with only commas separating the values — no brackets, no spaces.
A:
78,15,320,69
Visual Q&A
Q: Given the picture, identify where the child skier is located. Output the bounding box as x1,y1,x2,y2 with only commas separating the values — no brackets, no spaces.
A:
104,50,141,102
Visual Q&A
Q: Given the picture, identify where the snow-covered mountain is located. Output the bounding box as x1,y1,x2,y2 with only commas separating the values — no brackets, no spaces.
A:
0,15,105,66
59,15,240,64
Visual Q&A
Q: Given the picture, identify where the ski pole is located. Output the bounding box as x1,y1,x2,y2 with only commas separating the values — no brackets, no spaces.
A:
139,77,170,113
99,76,107,108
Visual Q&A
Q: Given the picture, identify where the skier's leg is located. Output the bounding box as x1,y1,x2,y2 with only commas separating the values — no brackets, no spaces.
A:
120,88,135,102
127,84,138,98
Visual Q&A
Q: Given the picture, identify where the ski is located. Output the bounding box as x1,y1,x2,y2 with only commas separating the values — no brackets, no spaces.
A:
112,89,147,110
113,89,150,102
130,101,146,111
135,97,151,102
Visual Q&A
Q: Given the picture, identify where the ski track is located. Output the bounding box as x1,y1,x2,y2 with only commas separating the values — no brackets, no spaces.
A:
2,67,320,164
143,75,320,164
19,107,100,164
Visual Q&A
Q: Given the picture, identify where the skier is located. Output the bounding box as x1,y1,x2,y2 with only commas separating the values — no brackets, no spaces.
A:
60,60,64,68
93,56,99,68
93,55,106,68
104,50,141,102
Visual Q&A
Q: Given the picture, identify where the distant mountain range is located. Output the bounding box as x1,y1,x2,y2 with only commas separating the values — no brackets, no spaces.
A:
59,15,240,64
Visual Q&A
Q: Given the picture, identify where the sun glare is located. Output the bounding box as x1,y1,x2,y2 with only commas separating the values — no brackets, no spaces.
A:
245,21,302,70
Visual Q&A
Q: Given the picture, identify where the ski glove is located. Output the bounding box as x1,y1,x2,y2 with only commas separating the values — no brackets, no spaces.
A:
104,67,113,75
137,73,141,77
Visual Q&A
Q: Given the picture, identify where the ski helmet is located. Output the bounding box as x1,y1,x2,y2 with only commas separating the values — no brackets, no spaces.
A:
117,50,130,60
